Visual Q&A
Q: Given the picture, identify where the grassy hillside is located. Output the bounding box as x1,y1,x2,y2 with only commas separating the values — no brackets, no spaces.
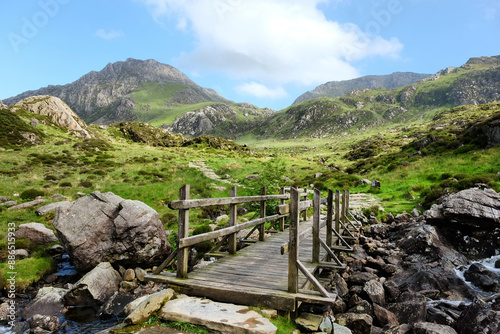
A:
1,98,499,290
249,57,500,140
128,82,220,125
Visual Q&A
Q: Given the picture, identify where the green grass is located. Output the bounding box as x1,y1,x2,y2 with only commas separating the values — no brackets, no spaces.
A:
1,97,500,290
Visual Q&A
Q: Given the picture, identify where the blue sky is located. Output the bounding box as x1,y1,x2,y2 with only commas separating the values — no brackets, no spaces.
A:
1,0,499,110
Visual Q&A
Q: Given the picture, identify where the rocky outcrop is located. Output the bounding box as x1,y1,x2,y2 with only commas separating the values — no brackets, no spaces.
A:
0,100,6,109
166,104,237,137
424,188,500,227
119,122,187,147
10,95,91,138
7,199,46,211
64,262,121,306
455,296,500,334
15,222,57,245
52,191,170,271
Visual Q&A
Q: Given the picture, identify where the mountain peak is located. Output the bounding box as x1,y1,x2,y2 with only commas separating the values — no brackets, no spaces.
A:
4,59,230,124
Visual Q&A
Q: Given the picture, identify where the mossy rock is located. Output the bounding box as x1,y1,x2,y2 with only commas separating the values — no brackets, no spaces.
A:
183,135,254,154
0,109,44,148
119,122,187,147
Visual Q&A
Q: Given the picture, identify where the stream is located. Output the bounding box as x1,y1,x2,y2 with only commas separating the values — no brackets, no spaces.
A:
2,254,499,333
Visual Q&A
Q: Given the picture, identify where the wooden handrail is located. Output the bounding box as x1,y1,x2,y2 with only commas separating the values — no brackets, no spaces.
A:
169,194,290,210
179,214,287,248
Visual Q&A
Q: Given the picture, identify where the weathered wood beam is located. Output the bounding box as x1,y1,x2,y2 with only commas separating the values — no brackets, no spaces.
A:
229,186,238,255
296,260,330,298
259,187,266,242
152,248,178,275
312,188,321,263
177,185,190,279
179,214,287,248
276,200,313,215
288,187,300,294
281,219,327,255
169,194,290,210
319,238,344,266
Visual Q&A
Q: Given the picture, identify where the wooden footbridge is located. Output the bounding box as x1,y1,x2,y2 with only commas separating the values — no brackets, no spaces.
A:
146,185,362,312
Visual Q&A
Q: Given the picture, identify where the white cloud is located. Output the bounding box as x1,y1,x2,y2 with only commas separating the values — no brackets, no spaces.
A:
139,0,403,94
95,29,124,40
236,82,288,99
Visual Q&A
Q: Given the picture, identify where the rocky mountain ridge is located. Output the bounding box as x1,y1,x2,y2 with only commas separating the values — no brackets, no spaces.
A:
4,58,231,125
254,56,500,140
293,72,431,105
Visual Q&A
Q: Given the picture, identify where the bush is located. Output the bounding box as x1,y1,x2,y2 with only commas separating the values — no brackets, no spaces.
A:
160,212,177,228
20,189,44,200
78,181,93,188
192,225,214,254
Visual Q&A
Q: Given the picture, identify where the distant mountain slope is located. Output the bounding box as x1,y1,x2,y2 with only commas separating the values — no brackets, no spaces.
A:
256,56,500,140
4,58,231,125
293,72,431,104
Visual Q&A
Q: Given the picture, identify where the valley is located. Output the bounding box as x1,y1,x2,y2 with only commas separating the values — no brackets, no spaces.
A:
0,55,499,334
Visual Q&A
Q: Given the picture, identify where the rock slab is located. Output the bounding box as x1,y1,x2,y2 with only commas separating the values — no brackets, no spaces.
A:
15,222,57,245
124,289,175,324
52,191,170,271
160,296,277,334
425,188,500,227
65,262,121,306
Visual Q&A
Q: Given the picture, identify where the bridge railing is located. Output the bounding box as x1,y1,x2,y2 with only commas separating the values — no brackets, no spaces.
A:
158,184,311,278
156,184,361,290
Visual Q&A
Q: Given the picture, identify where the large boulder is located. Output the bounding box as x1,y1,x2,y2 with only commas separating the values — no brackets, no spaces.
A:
64,262,121,306
10,95,91,138
455,297,500,334
52,191,170,271
424,188,500,227
22,287,68,320
15,223,57,245
391,222,474,300
35,201,71,216
463,263,500,292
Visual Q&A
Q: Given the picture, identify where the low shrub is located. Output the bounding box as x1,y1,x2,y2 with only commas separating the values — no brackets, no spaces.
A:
78,181,93,188
20,189,44,200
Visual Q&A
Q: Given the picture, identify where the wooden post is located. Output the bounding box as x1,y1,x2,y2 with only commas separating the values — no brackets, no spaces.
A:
346,189,350,217
229,186,238,254
312,188,320,263
302,188,308,221
279,187,285,231
335,189,340,245
326,189,334,250
259,187,266,241
288,187,300,294
177,185,190,279
341,189,347,227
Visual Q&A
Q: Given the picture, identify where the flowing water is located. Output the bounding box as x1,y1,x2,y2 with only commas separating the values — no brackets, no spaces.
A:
455,254,500,297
